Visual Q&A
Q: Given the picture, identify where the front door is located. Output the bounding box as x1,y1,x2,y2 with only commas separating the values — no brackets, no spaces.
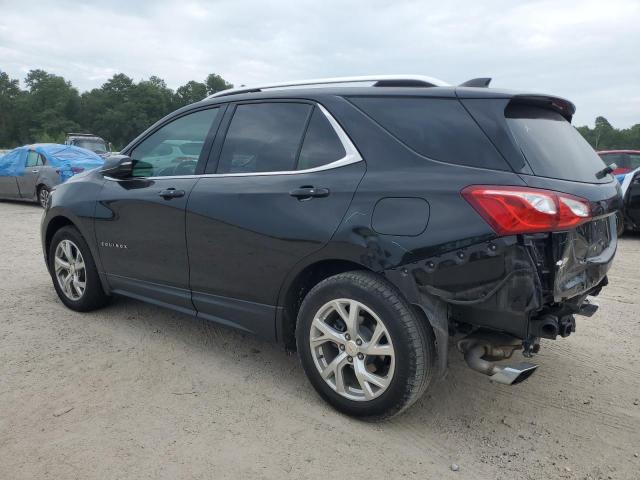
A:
17,150,44,199
186,101,365,339
94,106,222,312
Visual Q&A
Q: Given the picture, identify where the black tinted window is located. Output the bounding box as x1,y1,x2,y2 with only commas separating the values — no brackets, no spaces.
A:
349,96,508,170
217,103,312,174
131,108,218,177
506,104,608,183
297,108,346,170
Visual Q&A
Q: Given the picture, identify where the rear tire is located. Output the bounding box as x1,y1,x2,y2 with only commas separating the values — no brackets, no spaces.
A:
37,185,50,208
296,270,435,420
49,226,110,312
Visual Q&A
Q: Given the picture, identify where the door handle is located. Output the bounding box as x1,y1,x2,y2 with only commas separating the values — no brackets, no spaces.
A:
158,188,186,199
289,186,330,200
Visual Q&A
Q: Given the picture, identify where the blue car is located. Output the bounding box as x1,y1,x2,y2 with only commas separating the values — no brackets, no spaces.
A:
0,144,104,207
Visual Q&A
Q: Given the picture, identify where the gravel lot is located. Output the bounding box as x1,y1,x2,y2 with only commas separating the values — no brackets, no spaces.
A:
0,200,638,480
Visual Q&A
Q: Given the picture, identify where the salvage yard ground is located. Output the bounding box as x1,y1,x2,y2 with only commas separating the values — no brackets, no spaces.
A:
0,200,638,480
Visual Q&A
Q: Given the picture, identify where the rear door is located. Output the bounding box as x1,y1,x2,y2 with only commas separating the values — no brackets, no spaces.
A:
0,177,20,198
17,150,44,199
186,101,365,339
0,149,23,198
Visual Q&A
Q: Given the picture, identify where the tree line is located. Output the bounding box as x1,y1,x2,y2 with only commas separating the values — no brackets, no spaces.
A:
0,69,232,150
576,117,640,151
1,69,639,152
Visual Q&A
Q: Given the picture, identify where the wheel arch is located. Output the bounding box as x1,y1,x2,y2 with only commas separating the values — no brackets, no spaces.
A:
42,212,111,295
276,258,373,350
44,215,76,266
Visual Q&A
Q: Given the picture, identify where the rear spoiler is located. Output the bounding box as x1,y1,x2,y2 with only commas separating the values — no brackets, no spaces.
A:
459,77,492,88
509,94,576,121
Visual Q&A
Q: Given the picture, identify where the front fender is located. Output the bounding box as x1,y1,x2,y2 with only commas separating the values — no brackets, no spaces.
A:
41,173,108,293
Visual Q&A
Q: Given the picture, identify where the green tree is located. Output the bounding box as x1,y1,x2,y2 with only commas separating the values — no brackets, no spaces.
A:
23,69,81,143
174,80,208,108
0,71,24,147
205,73,233,95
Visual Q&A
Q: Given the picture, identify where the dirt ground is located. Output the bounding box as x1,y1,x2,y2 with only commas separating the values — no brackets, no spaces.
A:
0,200,638,480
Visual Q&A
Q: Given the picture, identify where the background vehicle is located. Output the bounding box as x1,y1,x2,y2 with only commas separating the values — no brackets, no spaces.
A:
618,166,640,232
41,75,621,419
65,133,112,157
598,149,640,181
0,144,103,207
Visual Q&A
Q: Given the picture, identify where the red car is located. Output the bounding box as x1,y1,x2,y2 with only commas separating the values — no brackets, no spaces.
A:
597,150,640,175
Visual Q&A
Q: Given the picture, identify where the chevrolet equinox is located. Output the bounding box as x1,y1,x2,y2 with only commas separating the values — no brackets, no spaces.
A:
41,75,621,419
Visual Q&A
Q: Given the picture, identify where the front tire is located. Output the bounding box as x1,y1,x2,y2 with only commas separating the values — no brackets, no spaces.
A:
296,271,435,420
49,226,110,312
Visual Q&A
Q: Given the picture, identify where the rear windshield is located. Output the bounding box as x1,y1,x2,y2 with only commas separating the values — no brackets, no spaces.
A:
348,97,510,171
505,104,609,183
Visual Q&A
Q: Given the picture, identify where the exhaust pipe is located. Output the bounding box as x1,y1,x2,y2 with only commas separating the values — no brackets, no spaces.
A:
458,335,538,385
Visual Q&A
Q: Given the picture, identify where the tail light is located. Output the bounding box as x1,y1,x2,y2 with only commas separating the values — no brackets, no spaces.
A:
462,185,591,235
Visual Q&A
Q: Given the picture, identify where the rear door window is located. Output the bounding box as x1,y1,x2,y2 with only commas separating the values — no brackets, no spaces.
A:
217,103,312,174
348,96,509,171
506,104,609,183
25,151,39,167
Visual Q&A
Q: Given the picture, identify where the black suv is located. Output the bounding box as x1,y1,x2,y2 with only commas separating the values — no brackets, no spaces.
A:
41,75,621,419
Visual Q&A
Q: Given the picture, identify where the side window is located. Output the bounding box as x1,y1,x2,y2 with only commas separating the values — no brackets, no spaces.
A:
130,108,219,177
36,154,46,166
628,154,640,170
25,151,39,167
348,96,509,170
600,153,627,168
297,108,346,170
217,103,312,174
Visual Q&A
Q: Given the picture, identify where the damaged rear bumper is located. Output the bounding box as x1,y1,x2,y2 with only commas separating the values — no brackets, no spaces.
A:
386,214,617,376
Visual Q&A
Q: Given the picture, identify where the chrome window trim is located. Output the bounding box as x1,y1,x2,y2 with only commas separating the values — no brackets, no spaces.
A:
106,103,363,181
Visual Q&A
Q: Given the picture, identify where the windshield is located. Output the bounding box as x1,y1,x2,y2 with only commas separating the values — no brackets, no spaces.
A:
73,138,107,154
506,104,609,184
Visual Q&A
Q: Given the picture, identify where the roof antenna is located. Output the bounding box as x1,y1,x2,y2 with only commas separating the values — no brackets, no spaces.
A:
459,78,492,88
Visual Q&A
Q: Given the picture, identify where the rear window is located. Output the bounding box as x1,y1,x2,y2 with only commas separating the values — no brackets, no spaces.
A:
348,97,509,170
506,104,609,183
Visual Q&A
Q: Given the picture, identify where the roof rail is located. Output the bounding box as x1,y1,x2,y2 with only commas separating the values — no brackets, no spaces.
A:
208,75,450,98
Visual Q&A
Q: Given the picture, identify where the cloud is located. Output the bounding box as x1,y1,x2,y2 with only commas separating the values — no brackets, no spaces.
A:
0,0,638,127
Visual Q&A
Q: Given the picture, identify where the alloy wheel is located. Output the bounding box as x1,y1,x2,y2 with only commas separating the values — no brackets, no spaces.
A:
309,298,395,401
39,188,49,208
54,239,86,301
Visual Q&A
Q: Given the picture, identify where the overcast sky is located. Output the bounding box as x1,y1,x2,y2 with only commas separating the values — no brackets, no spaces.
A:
1,0,638,127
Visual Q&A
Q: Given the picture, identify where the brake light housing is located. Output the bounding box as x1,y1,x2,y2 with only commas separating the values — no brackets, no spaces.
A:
461,185,591,235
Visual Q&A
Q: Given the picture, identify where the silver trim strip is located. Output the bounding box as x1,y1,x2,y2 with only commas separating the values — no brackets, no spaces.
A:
208,74,450,98
106,104,362,181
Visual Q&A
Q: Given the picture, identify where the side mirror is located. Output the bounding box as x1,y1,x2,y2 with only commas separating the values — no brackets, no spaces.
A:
101,155,133,179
